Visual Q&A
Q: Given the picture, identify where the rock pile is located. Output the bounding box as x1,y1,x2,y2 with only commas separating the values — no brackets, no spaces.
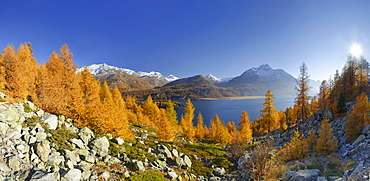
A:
0,101,197,180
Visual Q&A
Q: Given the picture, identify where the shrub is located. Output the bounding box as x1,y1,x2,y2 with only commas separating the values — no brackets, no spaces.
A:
123,142,156,162
47,125,78,150
212,157,233,169
265,164,287,180
109,141,126,157
189,159,213,177
23,103,33,113
22,116,48,128
244,142,274,181
130,171,170,181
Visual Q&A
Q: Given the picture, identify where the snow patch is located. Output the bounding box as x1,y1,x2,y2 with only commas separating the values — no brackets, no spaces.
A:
78,63,179,82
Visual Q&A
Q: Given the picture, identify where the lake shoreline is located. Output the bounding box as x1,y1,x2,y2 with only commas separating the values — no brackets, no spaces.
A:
198,96,265,100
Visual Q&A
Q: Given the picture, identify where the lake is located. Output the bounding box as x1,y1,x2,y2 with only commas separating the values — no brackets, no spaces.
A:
176,96,295,126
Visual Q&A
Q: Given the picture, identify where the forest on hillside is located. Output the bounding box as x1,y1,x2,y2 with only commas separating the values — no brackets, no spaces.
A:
1,43,370,180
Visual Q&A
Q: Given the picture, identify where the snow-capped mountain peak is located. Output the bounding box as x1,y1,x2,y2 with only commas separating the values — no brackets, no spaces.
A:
205,74,222,82
241,64,293,80
165,75,179,82
79,63,179,82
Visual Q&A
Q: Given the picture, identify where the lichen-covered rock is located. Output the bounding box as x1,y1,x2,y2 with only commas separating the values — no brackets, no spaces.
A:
41,113,58,130
6,155,20,171
79,127,94,145
29,170,59,181
61,169,82,181
182,155,192,169
111,137,124,145
286,169,320,181
213,167,225,176
89,136,109,157
34,140,51,162
128,160,145,171
158,144,173,159
166,171,178,180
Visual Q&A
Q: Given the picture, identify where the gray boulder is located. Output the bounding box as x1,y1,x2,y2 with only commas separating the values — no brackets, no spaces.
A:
78,127,94,144
0,104,19,123
347,161,369,181
0,157,11,172
213,167,226,176
29,170,59,181
0,122,8,135
182,155,192,169
128,160,145,171
41,113,58,130
61,169,82,181
353,135,366,146
286,169,320,181
6,155,20,170
111,137,124,145
362,124,370,135
89,136,109,157
166,171,178,180
209,176,221,181
61,149,78,165
70,138,85,149
34,140,51,162
158,145,172,158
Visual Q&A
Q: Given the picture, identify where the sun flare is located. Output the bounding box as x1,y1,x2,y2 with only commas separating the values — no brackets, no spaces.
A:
350,44,362,57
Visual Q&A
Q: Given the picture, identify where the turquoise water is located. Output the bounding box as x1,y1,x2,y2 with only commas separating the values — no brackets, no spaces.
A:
176,96,295,126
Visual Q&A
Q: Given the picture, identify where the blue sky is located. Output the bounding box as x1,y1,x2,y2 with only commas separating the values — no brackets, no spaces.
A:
1,0,370,81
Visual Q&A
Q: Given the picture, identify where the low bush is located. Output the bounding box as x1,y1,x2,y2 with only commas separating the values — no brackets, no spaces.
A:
189,159,213,177
212,157,233,169
47,125,78,150
130,171,170,181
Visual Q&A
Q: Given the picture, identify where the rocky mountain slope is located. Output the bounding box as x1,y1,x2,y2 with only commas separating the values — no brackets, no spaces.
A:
0,94,234,181
79,64,179,91
0,91,369,180
224,64,298,96
123,75,241,100
82,63,320,98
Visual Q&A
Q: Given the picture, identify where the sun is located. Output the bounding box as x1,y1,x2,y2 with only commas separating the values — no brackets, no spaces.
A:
350,44,362,57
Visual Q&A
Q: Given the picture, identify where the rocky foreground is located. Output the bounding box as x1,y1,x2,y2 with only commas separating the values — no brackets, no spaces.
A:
0,99,234,181
1,97,370,180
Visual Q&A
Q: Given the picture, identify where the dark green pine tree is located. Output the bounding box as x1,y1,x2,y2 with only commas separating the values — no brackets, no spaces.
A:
337,92,346,114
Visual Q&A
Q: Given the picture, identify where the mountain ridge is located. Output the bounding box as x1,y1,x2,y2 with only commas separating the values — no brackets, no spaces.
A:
82,63,319,99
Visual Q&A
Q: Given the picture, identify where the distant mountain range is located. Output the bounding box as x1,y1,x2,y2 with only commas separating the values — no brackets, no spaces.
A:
80,63,320,99
78,64,179,91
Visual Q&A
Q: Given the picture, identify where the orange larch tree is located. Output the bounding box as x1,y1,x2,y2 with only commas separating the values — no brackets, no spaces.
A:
238,110,253,143
180,99,196,140
78,67,102,126
195,112,206,139
316,118,337,156
157,109,175,141
345,92,370,142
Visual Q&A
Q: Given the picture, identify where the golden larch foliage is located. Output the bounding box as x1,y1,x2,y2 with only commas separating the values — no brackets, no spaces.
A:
157,109,175,141
227,121,236,140
166,100,178,127
195,112,206,139
278,110,287,132
209,114,229,145
316,119,337,156
345,92,370,142
280,129,308,162
180,99,196,140
141,95,160,127
260,90,278,132
238,110,253,143
78,67,101,126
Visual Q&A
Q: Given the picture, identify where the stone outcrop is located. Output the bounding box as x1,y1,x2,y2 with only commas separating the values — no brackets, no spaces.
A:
0,100,198,181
